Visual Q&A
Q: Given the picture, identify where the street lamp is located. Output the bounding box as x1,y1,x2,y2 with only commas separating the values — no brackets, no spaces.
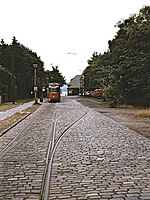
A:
80,74,84,95
11,47,15,104
33,64,38,104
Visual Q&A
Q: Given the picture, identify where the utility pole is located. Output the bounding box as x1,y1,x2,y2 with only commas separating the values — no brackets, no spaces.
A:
12,47,15,104
33,64,38,104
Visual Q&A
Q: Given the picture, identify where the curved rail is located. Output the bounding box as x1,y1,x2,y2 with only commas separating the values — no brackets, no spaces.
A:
0,105,52,159
0,114,39,159
0,112,31,137
41,111,87,200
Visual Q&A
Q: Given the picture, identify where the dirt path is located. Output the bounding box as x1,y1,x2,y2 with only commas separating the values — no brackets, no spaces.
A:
76,96,150,139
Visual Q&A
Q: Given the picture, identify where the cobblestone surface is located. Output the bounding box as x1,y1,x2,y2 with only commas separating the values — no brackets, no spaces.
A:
0,104,56,199
0,98,88,199
49,97,150,199
0,97,150,199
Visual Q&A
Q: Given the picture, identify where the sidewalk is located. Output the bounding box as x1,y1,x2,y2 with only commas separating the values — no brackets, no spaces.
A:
0,101,34,121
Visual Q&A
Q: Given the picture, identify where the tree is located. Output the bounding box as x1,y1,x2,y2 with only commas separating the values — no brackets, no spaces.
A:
83,52,104,91
0,65,12,102
50,66,66,86
110,6,150,106
0,36,45,100
83,6,150,107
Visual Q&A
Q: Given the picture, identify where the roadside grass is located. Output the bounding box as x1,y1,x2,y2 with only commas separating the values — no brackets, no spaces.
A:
118,104,134,109
135,108,150,118
118,104,150,118
0,99,34,112
83,97,150,119
15,98,34,103
0,104,40,135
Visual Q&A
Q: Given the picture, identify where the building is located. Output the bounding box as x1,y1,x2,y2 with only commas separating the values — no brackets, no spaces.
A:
68,75,81,96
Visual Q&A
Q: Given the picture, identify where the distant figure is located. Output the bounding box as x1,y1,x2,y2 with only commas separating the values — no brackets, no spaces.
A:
60,84,68,96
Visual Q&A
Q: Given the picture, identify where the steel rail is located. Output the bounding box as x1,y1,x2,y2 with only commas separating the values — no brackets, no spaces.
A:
0,114,39,159
40,112,57,198
0,106,52,159
41,111,87,200
0,112,31,137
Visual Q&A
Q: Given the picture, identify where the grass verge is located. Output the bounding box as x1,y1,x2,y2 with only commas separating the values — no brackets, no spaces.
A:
0,104,40,135
0,99,34,112
135,108,150,118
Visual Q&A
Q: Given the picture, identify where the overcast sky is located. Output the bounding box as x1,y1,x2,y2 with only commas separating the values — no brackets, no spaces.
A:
0,0,149,82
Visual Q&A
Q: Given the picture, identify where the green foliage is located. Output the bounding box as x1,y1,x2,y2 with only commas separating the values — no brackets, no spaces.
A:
0,37,44,100
0,65,12,101
51,66,66,86
83,6,150,107
0,36,65,102
103,85,121,107
84,52,104,91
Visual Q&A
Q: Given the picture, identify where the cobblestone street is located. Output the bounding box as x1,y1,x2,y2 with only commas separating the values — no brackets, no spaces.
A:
49,98,150,200
0,97,150,199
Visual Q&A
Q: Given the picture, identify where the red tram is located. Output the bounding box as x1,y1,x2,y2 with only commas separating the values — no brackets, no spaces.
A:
47,82,61,102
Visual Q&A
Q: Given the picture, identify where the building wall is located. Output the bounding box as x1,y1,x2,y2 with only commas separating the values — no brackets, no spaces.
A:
68,75,81,96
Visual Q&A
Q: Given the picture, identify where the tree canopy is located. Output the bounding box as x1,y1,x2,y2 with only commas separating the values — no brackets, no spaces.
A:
83,6,150,107
0,37,66,102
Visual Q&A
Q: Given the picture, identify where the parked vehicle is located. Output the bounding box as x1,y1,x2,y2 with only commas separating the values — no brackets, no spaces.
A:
92,89,103,98
47,82,61,102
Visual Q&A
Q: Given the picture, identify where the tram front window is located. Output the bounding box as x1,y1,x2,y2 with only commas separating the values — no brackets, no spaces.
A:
50,88,59,93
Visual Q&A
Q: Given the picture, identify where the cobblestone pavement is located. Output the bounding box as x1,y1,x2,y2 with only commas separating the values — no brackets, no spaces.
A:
49,97,150,200
0,104,55,199
0,97,88,199
0,97,150,200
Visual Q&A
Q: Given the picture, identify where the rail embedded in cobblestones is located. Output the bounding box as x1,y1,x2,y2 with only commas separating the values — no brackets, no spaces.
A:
0,97,150,199
0,112,38,159
0,112,31,137
41,111,87,200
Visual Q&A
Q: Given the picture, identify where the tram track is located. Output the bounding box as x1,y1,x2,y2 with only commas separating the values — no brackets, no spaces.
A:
0,112,31,137
0,104,54,159
0,99,88,199
41,111,87,200
0,115,39,159
1,98,150,199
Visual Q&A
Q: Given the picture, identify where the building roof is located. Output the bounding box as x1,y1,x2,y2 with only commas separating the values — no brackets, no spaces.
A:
68,75,81,89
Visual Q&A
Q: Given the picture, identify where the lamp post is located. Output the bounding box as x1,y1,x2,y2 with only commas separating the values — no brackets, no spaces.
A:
46,77,49,98
80,74,84,95
33,64,38,104
11,46,15,104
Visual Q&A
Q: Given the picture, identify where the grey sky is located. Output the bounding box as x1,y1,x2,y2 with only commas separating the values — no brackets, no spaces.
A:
0,0,149,82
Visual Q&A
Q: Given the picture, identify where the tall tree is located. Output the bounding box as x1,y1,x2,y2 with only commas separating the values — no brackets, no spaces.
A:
50,66,66,86
0,36,45,100
0,65,12,102
83,6,150,107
